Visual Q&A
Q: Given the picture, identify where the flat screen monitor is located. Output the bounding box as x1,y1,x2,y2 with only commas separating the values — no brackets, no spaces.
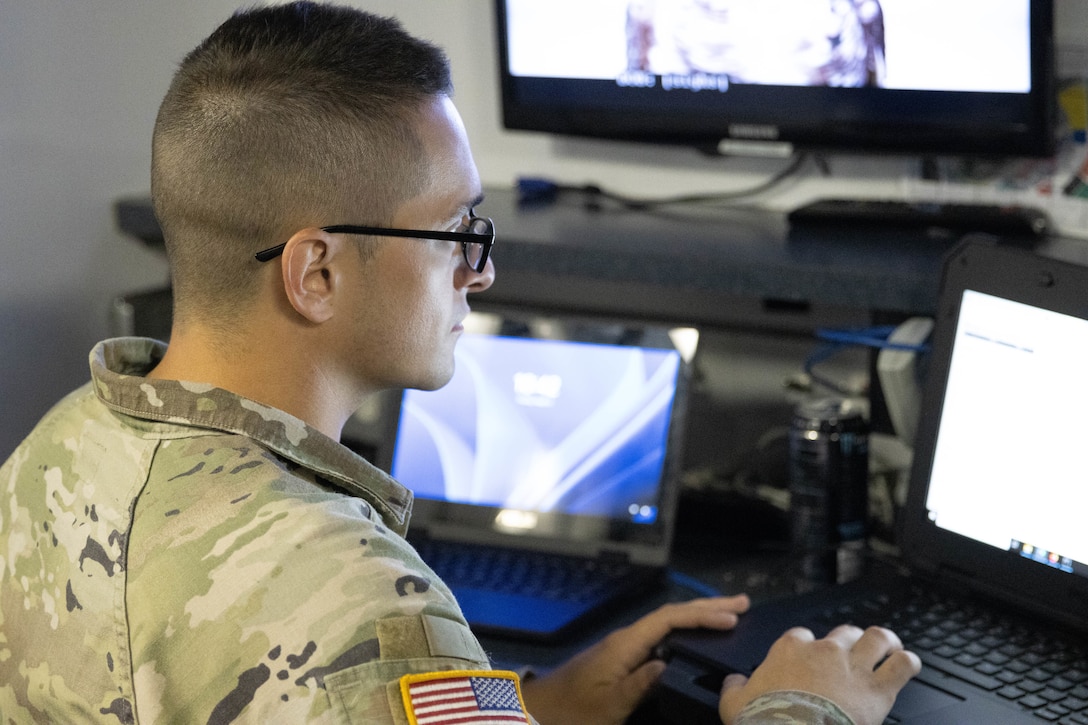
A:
495,0,1056,157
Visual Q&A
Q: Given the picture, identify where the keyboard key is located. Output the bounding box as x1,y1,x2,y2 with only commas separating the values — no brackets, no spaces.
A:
918,651,1002,690
1020,680,1047,694
964,642,989,657
954,653,982,667
997,670,1024,684
998,684,1026,700
1020,694,1049,709
1052,677,1076,692
1000,643,1027,657
1061,696,1088,712
922,625,946,639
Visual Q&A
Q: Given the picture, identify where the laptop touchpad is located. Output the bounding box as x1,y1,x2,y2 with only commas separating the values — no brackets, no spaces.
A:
889,679,962,721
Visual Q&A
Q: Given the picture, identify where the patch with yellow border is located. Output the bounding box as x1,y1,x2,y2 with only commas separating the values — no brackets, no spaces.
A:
399,669,530,725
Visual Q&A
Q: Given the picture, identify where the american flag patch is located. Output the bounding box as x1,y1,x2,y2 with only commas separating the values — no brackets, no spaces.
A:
399,669,531,725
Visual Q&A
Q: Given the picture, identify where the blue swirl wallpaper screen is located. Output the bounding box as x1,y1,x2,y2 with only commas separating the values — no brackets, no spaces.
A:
391,333,682,522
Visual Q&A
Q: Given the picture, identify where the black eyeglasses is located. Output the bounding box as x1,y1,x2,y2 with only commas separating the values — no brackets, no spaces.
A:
253,213,495,272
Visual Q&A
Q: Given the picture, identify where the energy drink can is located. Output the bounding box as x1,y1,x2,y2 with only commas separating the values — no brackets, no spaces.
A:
789,397,869,586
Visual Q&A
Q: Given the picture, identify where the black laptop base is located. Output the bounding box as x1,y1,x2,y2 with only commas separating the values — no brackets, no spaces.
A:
653,563,1088,725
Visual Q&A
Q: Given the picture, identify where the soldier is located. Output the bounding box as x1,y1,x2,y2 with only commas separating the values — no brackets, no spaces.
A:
0,3,918,723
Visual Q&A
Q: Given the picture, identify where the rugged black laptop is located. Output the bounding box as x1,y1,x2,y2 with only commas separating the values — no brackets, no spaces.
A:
658,239,1088,724
380,311,694,641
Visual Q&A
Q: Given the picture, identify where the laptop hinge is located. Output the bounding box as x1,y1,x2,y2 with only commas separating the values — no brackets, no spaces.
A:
934,562,977,588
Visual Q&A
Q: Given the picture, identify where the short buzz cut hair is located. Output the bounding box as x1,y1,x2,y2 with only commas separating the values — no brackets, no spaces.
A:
151,1,452,325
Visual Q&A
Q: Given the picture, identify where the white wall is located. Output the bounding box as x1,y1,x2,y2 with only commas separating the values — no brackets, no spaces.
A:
0,1,242,456
1,0,1085,457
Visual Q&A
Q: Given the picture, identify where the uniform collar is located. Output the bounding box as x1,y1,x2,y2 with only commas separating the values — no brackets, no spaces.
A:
88,337,413,534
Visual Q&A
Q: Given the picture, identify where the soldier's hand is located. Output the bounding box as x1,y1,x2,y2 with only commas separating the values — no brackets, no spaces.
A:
719,624,921,725
521,596,751,725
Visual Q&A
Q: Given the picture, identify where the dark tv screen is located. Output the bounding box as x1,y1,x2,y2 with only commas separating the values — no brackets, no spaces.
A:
495,0,1056,157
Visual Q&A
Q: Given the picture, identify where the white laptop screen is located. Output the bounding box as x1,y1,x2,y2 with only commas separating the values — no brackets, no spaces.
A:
924,289,1088,575
391,332,683,526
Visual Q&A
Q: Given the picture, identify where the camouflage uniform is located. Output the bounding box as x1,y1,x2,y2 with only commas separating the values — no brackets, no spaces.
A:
0,337,851,725
736,691,854,724
0,338,492,724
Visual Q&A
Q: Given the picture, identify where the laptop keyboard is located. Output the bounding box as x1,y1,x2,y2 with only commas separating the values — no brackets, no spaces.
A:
412,538,640,604
813,586,1088,723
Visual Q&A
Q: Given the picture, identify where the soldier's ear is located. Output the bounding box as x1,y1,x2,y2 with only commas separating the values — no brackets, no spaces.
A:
278,228,345,324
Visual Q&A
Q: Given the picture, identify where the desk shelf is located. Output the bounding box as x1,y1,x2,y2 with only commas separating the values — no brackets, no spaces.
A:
118,188,1088,328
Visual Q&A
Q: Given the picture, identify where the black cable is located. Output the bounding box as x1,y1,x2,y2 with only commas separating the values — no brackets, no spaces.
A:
517,152,810,211
593,152,809,209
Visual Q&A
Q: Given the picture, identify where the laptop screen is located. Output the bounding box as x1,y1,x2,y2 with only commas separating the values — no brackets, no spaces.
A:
390,329,683,527
924,288,1088,580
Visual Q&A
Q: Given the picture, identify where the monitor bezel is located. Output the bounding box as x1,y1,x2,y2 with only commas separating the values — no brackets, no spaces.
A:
494,0,1057,158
